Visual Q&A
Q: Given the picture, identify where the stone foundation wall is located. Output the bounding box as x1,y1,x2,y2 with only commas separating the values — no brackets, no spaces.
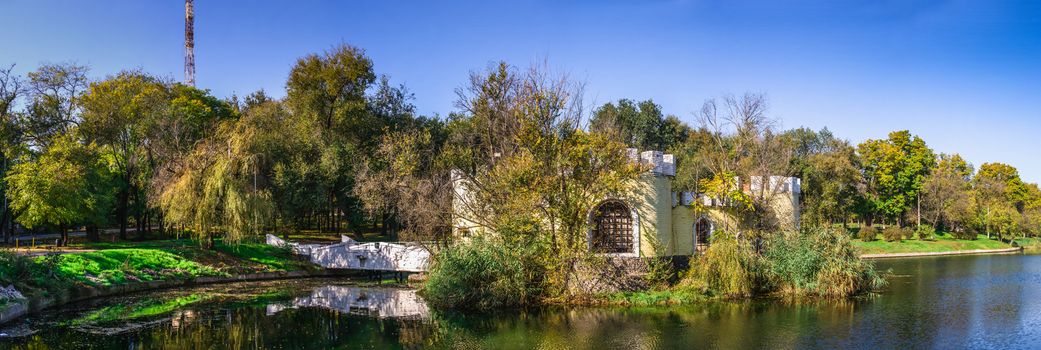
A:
570,255,691,294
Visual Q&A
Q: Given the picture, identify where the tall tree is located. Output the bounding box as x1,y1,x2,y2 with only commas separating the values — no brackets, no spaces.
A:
285,44,379,234
5,133,114,245
79,71,167,239
857,130,935,226
21,63,88,149
0,65,24,243
589,99,689,151
921,154,973,233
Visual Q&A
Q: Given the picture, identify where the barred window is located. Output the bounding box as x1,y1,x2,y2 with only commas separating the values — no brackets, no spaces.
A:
591,200,633,254
695,217,712,253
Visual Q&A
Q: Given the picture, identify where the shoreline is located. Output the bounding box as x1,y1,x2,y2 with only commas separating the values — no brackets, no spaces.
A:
0,269,365,326
860,246,1023,259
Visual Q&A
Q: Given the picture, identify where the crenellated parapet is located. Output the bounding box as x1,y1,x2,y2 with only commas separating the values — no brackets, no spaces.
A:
626,148,675,176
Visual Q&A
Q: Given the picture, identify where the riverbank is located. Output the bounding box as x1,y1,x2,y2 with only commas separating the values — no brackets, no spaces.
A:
852,233,1041,255
0,238,327,325
861,246,1023,259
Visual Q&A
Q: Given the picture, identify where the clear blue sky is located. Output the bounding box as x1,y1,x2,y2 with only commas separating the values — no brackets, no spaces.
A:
2,1,1039,182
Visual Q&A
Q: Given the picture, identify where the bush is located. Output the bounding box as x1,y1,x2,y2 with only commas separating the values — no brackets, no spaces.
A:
682,232,763,298
916,225,936,240
883,226,904,242
763,229,887,298
951,227,978,240
858,226,880,242
423,237,544,310
644,257,679,290
0,250,72,299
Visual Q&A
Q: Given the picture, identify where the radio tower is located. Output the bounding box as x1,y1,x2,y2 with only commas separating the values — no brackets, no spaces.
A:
185,0,195,86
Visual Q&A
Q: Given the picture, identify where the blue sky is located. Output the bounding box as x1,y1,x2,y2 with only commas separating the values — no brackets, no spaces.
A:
2,0,1039,182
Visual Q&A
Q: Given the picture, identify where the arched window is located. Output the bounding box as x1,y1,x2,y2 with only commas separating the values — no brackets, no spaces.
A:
695,217,712,253
590,200,634,254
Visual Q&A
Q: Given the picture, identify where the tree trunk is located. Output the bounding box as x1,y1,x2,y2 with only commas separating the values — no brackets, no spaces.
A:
86,225,100,242
118,187,129,240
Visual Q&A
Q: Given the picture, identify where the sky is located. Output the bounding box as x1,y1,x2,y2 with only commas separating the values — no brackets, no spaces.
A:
2,0,1039,182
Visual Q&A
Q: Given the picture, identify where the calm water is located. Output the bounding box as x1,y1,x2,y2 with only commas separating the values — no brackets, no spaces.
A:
3,253,1041,349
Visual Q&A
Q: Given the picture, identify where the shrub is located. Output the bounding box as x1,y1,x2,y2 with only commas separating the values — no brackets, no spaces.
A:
858,226,880,242
423,237,544,310
763,228,887,298
951,227,978,240
916,225,936,240
644,257,679,290
883,226,904,242
682,232,762,298
0,250,72,299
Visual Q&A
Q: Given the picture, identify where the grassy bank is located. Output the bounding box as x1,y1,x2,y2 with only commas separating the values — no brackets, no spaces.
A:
0,238,316,301
853,233,1041,255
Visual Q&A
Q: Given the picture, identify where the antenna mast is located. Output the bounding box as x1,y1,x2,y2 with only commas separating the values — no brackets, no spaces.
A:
185,0,195,86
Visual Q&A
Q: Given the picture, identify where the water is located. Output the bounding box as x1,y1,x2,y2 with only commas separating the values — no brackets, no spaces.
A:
3,253,1041,349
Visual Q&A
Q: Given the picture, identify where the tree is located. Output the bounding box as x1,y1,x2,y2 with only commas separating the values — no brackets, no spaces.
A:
693,93,794,234
79,71,168,239
799,136,863,227
20,63,88,149
589,99,689,151
0,65,24,243
856,130,935,227
447,62,640,295
921,154,973,233
973,162,1027,240
156,108,275,246
5,133,114,245
285,43,380,234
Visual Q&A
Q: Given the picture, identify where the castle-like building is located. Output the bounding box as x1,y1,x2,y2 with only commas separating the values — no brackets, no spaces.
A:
452,149,801,258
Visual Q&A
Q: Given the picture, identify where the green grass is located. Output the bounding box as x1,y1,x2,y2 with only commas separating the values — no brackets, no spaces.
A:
51,249,221,285
212,242,312,271
853,233,1024,254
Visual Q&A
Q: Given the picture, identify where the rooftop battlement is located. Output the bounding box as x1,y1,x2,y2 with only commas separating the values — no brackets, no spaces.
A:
626,148,675,176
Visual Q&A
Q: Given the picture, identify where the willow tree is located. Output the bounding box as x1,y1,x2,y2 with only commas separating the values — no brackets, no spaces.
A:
156,111,275,246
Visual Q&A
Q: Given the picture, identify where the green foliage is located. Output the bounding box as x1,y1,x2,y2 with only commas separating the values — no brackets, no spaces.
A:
51,249,218,285
5,133,114,233
643,258,679,290
589,99,690,151
423,237,544,310
0,249,73,299
916,224,936,240
883,226,905,242
212,242,306,271
857,130,935,223
684,233,762,298
858,226,880,242
762,229,886,298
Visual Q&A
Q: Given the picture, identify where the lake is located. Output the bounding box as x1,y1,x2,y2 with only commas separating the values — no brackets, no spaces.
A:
3,253,1041,349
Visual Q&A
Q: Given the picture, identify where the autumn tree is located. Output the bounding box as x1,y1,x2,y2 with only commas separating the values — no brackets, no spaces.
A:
856,130,935,227
5,133,114,245
921,154,974,236
20,63,88,149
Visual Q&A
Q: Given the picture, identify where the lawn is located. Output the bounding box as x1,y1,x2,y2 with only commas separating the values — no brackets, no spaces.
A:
853,233,1041,255
2,237,318,300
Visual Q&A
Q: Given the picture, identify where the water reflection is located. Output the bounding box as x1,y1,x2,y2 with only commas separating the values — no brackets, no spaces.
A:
4,254,1041,349
266,285,430,319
